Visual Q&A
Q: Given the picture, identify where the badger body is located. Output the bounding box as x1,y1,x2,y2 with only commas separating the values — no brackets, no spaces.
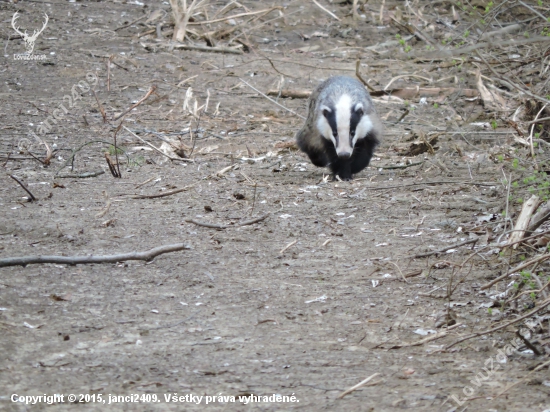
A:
296,76,382,180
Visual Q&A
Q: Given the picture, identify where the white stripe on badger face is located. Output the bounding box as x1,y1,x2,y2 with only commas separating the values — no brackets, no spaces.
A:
316,105,335,146
352,114,374,146
334,94,353,157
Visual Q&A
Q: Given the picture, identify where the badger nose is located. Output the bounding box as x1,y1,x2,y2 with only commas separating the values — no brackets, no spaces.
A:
337,151,352,159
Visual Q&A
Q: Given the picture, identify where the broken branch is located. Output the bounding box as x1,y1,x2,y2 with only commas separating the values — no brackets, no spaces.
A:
0,243,191,267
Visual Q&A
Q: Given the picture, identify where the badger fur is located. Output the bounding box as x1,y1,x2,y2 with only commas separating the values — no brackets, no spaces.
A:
296,76,382,180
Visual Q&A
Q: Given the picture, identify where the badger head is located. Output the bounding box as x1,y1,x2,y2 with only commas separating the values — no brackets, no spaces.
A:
316,93,374,159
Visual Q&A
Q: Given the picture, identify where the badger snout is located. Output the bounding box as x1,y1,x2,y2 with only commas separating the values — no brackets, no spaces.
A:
337,150,352,159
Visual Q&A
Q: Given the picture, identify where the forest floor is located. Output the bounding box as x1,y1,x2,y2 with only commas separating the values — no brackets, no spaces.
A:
1,0,549,411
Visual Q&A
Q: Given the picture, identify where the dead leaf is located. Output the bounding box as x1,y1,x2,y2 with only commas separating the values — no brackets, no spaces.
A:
476,70,509,111
396,132,439,156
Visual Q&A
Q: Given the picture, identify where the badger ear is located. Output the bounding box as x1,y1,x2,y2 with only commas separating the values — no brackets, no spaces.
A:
321,105,331,118
354,103,364,116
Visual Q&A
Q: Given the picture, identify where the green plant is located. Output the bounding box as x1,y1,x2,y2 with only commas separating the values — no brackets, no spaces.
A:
521,170,550,201
108,145,123,156
128,155,145,168
491,119,498,130
396,34,412,53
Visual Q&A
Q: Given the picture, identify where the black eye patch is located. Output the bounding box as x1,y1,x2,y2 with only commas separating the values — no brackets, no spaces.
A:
322,107,338,139
350,106,364,138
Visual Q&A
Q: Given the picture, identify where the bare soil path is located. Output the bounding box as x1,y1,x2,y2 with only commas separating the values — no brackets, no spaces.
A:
1,1,549,411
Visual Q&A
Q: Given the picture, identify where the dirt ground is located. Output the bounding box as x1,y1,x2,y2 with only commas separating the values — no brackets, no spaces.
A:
1,0,549,411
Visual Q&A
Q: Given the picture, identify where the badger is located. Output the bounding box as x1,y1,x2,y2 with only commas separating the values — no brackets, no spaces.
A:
296,75,382,180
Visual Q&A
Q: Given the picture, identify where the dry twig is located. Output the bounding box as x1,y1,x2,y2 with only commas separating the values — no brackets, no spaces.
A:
185,213,270,230
337,373,380,399
239,78,306,119
406,239,478,259
481,252,550,290
494,358,550,398
388,323,463,349
133,182,200,199
312,0,340,21
280,240,298,254
170,0,210,42
9,175,36,201
122,126,193,162
114,86,157,121
446,296,550,349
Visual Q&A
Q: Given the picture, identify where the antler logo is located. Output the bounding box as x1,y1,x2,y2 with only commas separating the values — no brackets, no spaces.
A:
11,12,48,55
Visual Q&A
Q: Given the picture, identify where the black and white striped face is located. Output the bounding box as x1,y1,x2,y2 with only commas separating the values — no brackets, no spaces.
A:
316,93,374,158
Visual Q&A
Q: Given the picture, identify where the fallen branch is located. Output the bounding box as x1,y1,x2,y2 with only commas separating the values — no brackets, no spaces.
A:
0,243,191,268
266,89,311,99
527,200,550,233
185,213,270,229
144,42,243,55
508,195,540,248
264,84,473,101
